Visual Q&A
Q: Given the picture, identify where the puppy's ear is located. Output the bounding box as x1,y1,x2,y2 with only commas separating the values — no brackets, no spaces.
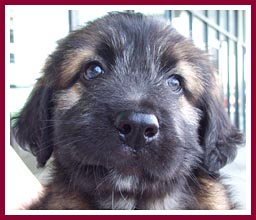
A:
199,75,244,173
13,80,54,167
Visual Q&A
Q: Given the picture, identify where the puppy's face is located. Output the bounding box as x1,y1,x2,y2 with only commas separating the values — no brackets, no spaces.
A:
14,13,242,183
51,14,205,180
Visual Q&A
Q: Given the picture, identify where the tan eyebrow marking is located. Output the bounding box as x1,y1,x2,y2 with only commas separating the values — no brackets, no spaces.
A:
176,61,205,97
54,82,82,111
59,48,95,87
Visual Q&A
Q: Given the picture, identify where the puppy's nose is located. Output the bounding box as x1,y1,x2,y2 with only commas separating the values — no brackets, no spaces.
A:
115,111,159,149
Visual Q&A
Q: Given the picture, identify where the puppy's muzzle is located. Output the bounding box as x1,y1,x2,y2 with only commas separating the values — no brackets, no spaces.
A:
115,111,159,150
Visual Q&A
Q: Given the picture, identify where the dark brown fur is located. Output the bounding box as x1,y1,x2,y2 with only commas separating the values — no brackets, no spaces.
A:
13,12,243,210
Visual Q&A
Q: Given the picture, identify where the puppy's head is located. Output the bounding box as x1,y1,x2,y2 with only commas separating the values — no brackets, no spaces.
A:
13,12,243,181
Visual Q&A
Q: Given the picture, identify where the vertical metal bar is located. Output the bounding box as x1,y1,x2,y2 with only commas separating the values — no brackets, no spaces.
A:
242,46,246,134
234,10,240,128
68,10,72,32
165,10,172,21
68,10,80,31
188,11,193,39
243,10,246,43
238,10,246,134
216,10,220,40
242,11,246,134
204,10,209,51
226,10,231,116
216,10,220,70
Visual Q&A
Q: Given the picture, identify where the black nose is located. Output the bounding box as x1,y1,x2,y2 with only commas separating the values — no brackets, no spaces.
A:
115,111,159,149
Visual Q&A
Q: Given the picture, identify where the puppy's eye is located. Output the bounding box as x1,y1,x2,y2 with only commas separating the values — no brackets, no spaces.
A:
82,63,105,80
167,75,182,93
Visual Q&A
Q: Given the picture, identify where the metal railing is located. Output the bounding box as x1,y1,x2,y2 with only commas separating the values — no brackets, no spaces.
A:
167,10,246,133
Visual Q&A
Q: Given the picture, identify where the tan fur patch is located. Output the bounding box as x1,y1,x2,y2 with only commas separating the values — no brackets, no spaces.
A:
197,177,231,210
55,83,82,110
211,72,224,101
179,96,201,126
176,61,204,97
60,49,94,87
173,96,201,138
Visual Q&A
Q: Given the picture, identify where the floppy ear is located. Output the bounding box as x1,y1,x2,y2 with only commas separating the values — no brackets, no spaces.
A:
199,77,244,173
13,80,54,167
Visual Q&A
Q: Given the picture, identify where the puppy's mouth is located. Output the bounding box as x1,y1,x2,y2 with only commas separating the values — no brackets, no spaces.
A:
107,111,160,175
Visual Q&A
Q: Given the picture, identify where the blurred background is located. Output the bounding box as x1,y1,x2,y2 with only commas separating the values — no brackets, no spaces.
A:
6,6,250,211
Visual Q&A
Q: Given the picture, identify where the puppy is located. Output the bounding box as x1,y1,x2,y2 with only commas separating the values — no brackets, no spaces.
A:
13,12,243,210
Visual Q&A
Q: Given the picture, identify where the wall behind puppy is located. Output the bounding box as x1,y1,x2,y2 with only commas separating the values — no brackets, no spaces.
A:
6,5,250,212
8,7,69,114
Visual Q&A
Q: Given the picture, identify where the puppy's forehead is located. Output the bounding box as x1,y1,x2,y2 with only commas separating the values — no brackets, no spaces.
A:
93,15,180,62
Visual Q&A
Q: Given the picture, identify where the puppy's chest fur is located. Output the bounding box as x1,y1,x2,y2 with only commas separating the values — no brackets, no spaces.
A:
30,170,232,210
37,178,189,210
95,176,188,210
